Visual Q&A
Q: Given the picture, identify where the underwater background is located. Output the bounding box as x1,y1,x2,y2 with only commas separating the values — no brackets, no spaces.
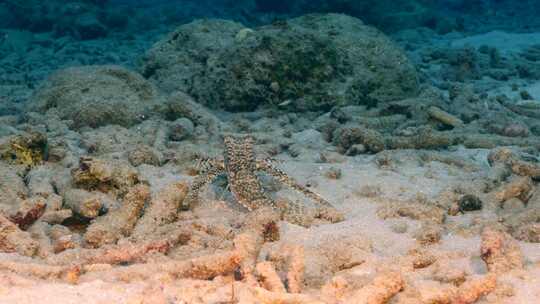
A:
1,0,540,303
2,0,540,114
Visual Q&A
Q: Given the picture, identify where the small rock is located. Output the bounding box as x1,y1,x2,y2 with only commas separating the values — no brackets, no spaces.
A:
414,222,442,245
501,198,526,211
127,145,160,167
502,123,529,138
458,194,483,212
514,223,540,243
169,118,195,141
47,146,67,163
287,145,301,158
324,167,342,180
390,221,408,234
235,28,254,42
428,106,464,128
410,249,436,269
318,151,346,164
291,129,326,150
530,124,540,136
346,144,367,156
333,126,385,155
330,107,350,123
432,261,467,285
520,90,533,100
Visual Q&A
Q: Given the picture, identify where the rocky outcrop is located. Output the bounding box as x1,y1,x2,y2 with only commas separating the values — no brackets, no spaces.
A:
141,14,419,112
29,65,159,129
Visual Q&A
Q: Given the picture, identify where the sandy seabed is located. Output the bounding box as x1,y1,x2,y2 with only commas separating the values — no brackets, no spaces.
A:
0,146,539,303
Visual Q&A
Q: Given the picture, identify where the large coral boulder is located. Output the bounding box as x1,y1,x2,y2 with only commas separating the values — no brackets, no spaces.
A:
30,65,159,129
141,19,245,100
141,14,419,111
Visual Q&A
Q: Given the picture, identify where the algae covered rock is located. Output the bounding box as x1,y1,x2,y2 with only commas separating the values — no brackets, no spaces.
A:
333,126,385,154
0,131,48,167
141,19,245,97
71,156,140,197
30,65,159,129
141,14,419,111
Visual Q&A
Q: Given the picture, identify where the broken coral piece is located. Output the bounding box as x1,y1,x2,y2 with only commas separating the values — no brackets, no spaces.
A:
26,165,56,197
286,245,305,294
493,176,533,204
256,261,287,293
82,248,242,283
488,147,540,178
165,92,225,136
428,106,465,128
452,274,497,304
63,188,115,219
0,260,81,283
48,224,82,254
343,271,404,304
0,214,39,257
71,157,139,197
84,184,150,248
40,193,73,225
8,197,47,230
28,221,54,258
0,163,28,206
47,238,177,266
131,181,189,240
480,226,523,274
